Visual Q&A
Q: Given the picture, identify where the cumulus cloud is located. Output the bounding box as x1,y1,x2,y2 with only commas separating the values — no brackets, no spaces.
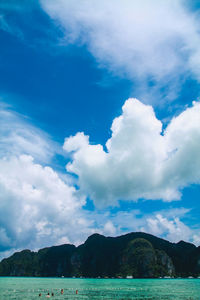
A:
144,214,192,243
103,221,116,236
90,208,200,245
0,154,88,251
140,211,200,245
41,0,200,102
139,209,200,245
64,98,200,206
0,104,97,257
1,101,199,258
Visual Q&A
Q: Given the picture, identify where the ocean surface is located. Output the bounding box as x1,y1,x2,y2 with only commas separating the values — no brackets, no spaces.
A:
0,277,200,299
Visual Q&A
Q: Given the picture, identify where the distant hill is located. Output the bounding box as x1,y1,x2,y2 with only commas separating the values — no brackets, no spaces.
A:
0,232,200,278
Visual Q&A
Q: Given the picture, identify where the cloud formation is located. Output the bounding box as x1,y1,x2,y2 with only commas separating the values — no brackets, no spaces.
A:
91,208,200,245
64,98,200,206
144,214,192,243
0,104,96,257
0,154,89,251
1,101,199,258
41,0,200,102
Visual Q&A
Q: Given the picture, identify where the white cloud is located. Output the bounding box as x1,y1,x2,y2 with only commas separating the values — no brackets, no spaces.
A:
0,154,94,252
88,208,200,245
103,221,116,236
41,0,200,102
64,98,200,207
0,103,143,258
164,101,200,188
0,103,58,164
1,101,199,258
0,104,98,256
144,214,191,242
193,234,200,246
142,212,200,245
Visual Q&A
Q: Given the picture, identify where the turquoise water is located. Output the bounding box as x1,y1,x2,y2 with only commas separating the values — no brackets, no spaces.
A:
0,277,200,299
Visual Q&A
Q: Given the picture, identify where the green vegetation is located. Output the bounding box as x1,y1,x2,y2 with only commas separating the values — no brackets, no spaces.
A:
0,232,199,278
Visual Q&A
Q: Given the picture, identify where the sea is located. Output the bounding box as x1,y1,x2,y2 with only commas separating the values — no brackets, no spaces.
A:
0,277,200,299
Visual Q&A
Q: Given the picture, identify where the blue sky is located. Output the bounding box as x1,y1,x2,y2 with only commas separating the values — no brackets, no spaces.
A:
0,0,200,258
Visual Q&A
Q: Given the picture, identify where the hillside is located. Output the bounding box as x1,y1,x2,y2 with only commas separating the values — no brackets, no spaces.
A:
0,232,200,278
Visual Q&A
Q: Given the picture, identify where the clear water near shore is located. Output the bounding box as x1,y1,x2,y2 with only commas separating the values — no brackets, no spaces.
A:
0,277,200,299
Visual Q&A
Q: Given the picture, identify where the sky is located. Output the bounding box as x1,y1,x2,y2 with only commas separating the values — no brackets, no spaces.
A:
0,0,200,259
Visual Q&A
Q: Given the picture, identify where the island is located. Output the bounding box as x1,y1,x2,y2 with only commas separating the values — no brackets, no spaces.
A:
0,232,199,278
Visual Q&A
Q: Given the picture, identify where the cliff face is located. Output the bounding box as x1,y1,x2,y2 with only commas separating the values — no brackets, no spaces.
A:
0,232,199,278
120,238,175,278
